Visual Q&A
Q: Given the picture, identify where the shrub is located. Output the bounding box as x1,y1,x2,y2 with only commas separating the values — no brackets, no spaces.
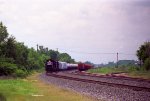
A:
0,57,14,63
14,69,28,78
0,62,28,78
144,58,150,70
127,66,138,72
0,62,17,75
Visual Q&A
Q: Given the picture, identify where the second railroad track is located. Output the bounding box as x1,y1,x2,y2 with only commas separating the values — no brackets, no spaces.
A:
46,72,150,92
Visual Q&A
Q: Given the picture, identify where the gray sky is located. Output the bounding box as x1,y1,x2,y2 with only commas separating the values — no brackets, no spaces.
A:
0,0,150,63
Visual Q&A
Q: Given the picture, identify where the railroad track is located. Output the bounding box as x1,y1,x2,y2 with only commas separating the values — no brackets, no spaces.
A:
69,71,150,83
46,72,150,92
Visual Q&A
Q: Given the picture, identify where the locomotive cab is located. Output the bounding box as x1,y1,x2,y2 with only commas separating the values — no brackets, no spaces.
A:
45,59,59,73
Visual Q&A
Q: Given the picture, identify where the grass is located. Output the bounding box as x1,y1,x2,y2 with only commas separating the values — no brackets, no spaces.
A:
0,73,96,101
88,67,122,74
0,79,37,101
128,71,150,79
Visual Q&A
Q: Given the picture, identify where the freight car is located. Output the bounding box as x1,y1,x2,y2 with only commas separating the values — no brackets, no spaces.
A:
67,63,78,70
78,63,92,71
45,59,92,73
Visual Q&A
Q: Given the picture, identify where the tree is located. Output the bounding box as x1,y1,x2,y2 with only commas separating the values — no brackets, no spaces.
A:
48,50,58,60
144,58,150,70
137,42,150,63
0,21,51,76
137,41,150,70
27,48,41,70
0,22,9,56
0,22,8,43
15,42,28,66
4,36,16,59
58,53,75,63
27,48,49,70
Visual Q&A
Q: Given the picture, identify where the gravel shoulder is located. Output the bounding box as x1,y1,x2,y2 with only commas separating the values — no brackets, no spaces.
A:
57,71,150,88
39,73,150,101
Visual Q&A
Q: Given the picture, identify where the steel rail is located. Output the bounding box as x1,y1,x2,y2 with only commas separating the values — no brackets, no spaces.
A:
46,73,150,92
69,71,150,83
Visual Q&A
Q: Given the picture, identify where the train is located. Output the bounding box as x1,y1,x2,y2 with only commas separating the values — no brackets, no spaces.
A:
45,59,93,73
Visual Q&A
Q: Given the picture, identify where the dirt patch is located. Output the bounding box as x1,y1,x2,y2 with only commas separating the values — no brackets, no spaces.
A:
0,93,7,101
111,73,129,77
0,76,15,80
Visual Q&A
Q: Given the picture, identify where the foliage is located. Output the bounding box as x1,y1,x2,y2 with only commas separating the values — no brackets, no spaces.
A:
0,57,15,63
0,22,8,43
4,36,16,59
58,53,75,63
27,48,49,70
0,62,17,76
0,22,33,77
14,69,28,78
0,22,8,57
127,66,138,72
48,50,58,60
15,42,29,66
0,61,28,78
137,42,150,64
137,42,150,70
144,58,150,70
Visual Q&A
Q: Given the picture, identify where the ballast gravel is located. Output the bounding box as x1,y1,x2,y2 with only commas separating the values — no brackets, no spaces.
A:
58,72,150,88
39,73,150,101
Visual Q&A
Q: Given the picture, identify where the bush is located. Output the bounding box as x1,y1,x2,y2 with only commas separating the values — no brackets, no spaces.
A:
0,62,17,75
0,57,14,63
0,62,28,78
127,66,138,72
14,69,28,78
144,58,150,70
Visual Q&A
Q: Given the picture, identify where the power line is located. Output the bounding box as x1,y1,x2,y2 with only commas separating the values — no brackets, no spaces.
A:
60,49,115,54
58,48,135,55
119,53,136,55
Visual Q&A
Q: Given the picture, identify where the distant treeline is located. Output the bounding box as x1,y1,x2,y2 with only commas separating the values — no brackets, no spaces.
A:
0,22,75,77
95,60,138,67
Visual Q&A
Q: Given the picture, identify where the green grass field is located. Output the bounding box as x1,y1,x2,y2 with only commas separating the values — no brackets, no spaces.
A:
0,79,37,101
88,67,122,74
0,74,96,101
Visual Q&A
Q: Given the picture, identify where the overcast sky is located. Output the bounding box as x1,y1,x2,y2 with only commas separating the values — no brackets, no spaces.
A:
0,0,150,63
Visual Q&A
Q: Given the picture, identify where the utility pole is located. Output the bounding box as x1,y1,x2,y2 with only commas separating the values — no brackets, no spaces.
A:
36,44,39,52
56,48,58,61
116,52,118,68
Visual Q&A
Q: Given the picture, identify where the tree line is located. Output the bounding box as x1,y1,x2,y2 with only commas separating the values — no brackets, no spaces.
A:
0,22,75,77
